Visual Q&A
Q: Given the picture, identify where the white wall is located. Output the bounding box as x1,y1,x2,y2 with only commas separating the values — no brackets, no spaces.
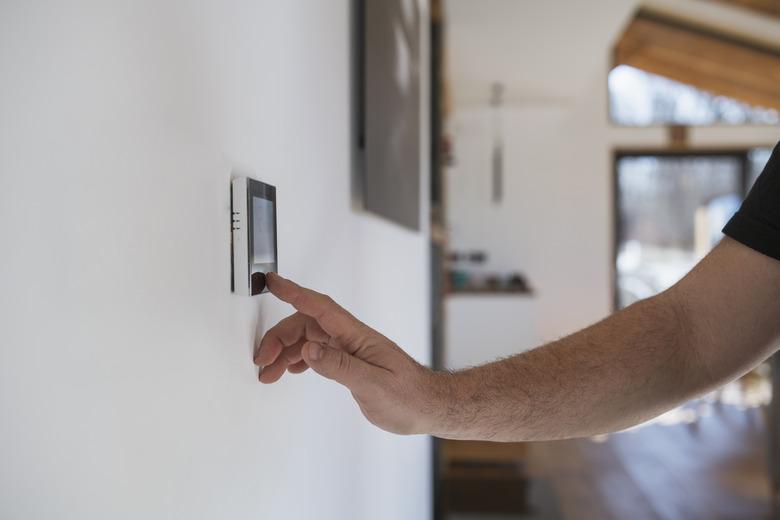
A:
445,0,780,346
444,295,538,369
0,2,431,519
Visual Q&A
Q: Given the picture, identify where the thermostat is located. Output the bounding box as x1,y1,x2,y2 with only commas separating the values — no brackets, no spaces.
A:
231,177,277,296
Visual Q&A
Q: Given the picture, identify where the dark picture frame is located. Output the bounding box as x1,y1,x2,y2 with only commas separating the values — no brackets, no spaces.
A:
352,0,422,231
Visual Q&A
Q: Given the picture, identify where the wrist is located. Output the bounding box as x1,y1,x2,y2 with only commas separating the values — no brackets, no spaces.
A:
415,368,459,437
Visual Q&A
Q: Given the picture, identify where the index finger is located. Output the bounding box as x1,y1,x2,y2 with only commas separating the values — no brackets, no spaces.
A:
266,273,364,346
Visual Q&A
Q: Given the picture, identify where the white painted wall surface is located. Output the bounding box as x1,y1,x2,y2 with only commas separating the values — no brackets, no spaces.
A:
0,2,431,519
444,295,538,369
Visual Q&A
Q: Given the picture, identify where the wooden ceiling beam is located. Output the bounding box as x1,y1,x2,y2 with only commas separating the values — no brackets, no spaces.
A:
615,11,780,111
703,0,780,19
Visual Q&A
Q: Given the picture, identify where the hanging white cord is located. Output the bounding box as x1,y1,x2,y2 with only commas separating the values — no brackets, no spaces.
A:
490,82,504,204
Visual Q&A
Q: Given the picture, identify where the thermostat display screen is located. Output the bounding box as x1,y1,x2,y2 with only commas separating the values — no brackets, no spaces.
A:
252,196,276,273
232,176,276,296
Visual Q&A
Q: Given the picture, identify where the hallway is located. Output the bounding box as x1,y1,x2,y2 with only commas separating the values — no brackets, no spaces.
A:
445,402,773,519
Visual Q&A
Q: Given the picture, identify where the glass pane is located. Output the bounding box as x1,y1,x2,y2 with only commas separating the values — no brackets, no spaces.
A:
616,156,742,308
609,65,780,126
749,148,774,190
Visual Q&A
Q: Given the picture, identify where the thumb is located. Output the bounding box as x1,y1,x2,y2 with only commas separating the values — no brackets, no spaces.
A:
302,342,371,390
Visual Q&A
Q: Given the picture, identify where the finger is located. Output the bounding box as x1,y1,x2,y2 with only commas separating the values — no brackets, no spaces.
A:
287,360,309,374
255,312,328,367
258,355,289,384
258,343,310,382
266,273,364,348
301,341,380,391
254,313,305,366
282,340,306,365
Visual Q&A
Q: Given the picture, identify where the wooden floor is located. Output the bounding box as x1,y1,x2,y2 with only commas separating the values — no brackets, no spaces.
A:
445,403,776,520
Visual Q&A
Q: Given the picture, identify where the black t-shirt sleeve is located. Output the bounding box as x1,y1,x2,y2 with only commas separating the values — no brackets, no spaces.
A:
723,142,780,261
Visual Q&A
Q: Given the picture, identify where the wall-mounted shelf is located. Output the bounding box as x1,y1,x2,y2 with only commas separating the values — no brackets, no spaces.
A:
447,287,534,297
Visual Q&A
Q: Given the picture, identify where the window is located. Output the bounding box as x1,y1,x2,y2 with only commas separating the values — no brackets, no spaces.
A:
615,149,772,309
750,147,774,187
609,65,780,127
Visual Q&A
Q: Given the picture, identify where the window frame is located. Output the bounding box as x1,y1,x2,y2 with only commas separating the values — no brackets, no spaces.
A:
611,148,752,311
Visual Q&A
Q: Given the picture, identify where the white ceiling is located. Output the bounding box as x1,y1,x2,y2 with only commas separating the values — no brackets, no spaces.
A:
444,0,640,106
444,0,780,107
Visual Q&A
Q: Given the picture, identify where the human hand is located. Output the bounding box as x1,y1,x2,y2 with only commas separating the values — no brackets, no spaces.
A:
254,272,445,435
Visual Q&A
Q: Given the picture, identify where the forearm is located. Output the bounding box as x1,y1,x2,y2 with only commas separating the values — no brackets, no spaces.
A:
258,241,780,441
427,290,712,441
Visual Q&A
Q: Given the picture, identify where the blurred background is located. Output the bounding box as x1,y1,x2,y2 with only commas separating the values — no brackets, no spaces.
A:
0,1,778,519
433,1,780,519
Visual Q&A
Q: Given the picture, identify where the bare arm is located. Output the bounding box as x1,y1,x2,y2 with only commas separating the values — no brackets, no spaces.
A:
431,237,780,440
255,237,780,441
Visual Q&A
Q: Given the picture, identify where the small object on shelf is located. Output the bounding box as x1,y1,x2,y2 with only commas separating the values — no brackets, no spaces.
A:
468,251,487,264
447,252,462,263
447,250,487,265
449,270,471,290
506,272,530,292
485,275,501,290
